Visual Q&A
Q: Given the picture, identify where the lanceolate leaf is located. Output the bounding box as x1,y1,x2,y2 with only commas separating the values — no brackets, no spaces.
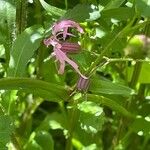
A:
87,94,135,119
89,78,134,96
8,25,44,77
0,78,69,102
39,0,66,17
101,7,135,20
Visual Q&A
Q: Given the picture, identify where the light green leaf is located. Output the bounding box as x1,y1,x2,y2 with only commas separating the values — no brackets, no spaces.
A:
82,144,97,150
138,62,150,83
136,0,150,17
8,25,44,77
89,78,134,96
77,101,105,133
39,0,66,17
62,4,101,22
127,62,150,83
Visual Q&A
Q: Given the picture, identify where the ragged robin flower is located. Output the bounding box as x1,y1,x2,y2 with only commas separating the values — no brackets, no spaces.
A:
44,20,87,79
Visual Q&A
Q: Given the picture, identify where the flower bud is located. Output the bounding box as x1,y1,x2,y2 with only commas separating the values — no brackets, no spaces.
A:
77,76,90,92
60,42,81,53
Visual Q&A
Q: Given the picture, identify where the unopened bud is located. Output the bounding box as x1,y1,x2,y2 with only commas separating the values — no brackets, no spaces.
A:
60,42,81,53
77,76,90,92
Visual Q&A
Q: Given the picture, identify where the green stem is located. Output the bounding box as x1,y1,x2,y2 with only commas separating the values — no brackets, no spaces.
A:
86,19,150,77
65,0,68,10
129,62,142,89
66,100,79,150
16,0,27,35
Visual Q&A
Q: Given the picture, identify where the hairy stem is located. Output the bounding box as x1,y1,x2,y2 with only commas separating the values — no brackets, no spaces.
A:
16,0,27,35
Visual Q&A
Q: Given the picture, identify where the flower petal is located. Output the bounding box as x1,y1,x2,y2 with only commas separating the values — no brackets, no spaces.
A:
52,20,84,39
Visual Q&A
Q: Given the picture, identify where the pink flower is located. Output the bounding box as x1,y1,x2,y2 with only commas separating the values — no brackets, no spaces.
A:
44,20,87,79
52,20,84,40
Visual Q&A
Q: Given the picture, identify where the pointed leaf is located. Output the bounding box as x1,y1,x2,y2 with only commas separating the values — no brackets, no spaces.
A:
39,0,66,17
8,25,44,77
87,94,135,119
89,78,134,96
0,78,69,102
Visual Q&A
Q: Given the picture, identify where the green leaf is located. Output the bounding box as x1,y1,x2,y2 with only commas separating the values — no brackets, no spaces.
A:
104,0,126,10
136,0,150,17
127,62,150,83
37,112,66,131
39,0,66,17
0,115,13,150
0,0,16,45
87,94,135,119
62,4,101,22
34,131,54,150
0,78,69,102
101,7,134,20
8,25,44,77
40,60,65,84
77,101,105,134
89,78,134,96
131,117,150,136
138,62,150,83
25,140,42,150
82,144,97,150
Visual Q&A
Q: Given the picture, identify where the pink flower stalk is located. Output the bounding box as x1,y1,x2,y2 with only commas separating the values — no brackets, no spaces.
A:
44,20,87,79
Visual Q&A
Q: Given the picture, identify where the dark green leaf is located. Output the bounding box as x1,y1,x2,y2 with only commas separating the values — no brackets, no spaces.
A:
36,112,66,131
62,4,101,22
0,78,69,102
35,131,54,150
101,7,134,20
89,78,134,96
39,0,66,17
104,0,126,10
